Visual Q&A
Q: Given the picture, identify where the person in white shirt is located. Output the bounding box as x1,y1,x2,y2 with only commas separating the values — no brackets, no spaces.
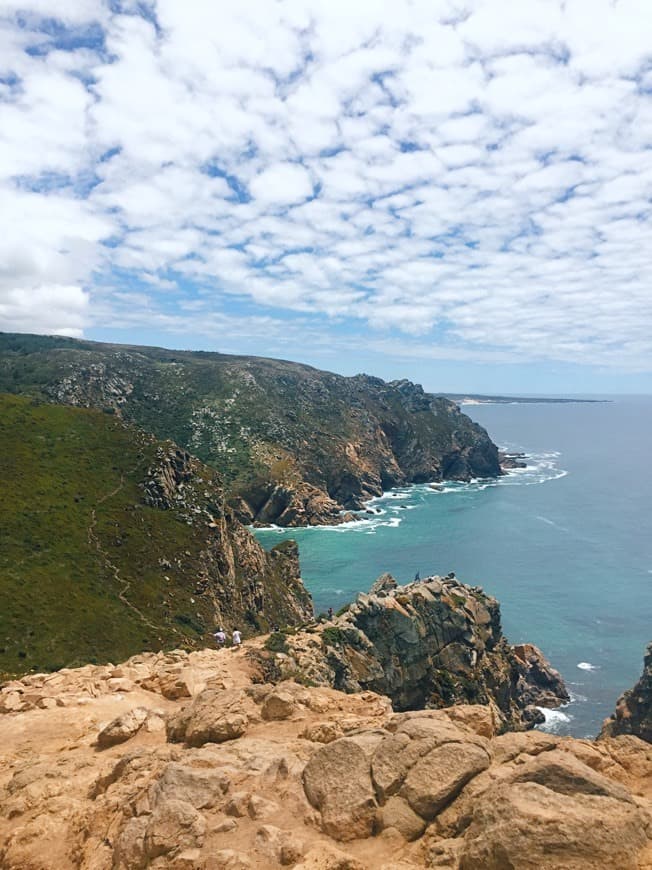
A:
232,629,242,649
213,628,226,647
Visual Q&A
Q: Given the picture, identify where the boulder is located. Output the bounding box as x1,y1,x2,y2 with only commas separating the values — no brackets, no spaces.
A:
167,688,249,746
96,707,149,748
379,795,426,840
458,780,648,870
402,742,490,820
262,690,296,721
303,737,377,841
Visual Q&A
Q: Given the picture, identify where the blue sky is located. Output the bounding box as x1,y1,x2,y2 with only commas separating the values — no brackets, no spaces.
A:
1,1,652,394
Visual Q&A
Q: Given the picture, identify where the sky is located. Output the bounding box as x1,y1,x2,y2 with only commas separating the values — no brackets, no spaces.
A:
1,1,652,394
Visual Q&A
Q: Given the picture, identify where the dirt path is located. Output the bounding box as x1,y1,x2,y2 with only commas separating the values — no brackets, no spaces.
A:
86,472,162,633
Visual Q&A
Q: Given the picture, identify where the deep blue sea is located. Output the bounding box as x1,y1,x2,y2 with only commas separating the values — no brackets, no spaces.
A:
255,397,652,738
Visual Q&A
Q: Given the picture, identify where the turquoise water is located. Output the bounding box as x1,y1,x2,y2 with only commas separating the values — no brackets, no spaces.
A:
255,397,652,737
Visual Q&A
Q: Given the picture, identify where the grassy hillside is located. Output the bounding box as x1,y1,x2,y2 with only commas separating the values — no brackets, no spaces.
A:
0,394,310,679
0,333,501,527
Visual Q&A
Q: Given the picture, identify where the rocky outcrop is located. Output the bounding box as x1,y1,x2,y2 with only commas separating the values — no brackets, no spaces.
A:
259,574,568,730
1,644,652,870
0,333,502,527
601,642,652,742
243,481,357,528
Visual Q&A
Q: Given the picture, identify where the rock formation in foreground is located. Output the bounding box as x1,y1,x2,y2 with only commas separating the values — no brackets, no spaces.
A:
1,644,652,869
0,394,311,679
257,573,569,731
601,642,652,742
0,332,502,526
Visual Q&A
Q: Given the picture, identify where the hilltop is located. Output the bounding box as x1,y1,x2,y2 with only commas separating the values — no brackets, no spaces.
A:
0,333,501,526
1,637,651,869
0,394,310,679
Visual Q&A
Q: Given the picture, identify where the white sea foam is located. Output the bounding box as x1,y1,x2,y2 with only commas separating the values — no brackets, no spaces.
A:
253,446,567,533
577,662,598,671
536,706,572,733
535,515,570,532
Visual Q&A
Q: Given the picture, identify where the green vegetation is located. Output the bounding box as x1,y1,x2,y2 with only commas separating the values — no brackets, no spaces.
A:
264,632,289,653
322,626,345,647
0,394,216,678
0,332,500,520
0,394,309,680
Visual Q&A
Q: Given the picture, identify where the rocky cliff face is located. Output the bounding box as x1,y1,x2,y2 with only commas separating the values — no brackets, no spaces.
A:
257,573,568,731
0,333,502,526
601,643,652,742
1,644,651,870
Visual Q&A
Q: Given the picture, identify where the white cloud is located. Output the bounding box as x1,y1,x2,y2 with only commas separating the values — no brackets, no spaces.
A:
0,0,652,373
0,284,89,337
249,162,314,206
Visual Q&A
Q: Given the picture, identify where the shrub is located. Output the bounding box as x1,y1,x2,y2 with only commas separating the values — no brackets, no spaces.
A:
264,632,289,654
322,626,345,647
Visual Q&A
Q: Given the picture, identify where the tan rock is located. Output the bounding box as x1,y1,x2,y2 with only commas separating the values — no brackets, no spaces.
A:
203,849,251,869
293,845,367,870
510,749,633,802
371,732,411,801
458,780,649,869
247,794,278,819
301,721,344,743
262,690,297,720
212,817,237,833
113,816,148,869
0,692,24,713
149,762,229,810
379,795,426,840
96,706,149,748
444,704,498,738
143,798,206,859
106,677,136,693
225,792,250,817
402,742,490,820
167,688,249,746
303,737,378,841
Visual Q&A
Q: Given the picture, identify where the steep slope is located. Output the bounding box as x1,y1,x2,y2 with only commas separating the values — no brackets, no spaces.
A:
0,333,502,526
0,394,311,679
256,572,569,731
601,643,652,742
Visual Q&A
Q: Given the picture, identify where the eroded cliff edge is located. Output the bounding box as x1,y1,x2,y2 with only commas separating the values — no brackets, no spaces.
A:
254,572,569,731
1,644,651,870
0,333,502,526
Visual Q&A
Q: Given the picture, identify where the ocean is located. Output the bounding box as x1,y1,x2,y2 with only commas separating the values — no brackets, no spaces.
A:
254,396,652,738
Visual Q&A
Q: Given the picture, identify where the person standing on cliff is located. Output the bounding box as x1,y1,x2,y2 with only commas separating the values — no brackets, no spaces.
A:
213,627,226,648
232,628,242,649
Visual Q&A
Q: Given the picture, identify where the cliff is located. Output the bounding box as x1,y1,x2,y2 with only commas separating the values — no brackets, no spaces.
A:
0,333,502,526
255,573,569,731
0,394,311,679
601,642,652,742
1,643,651,870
